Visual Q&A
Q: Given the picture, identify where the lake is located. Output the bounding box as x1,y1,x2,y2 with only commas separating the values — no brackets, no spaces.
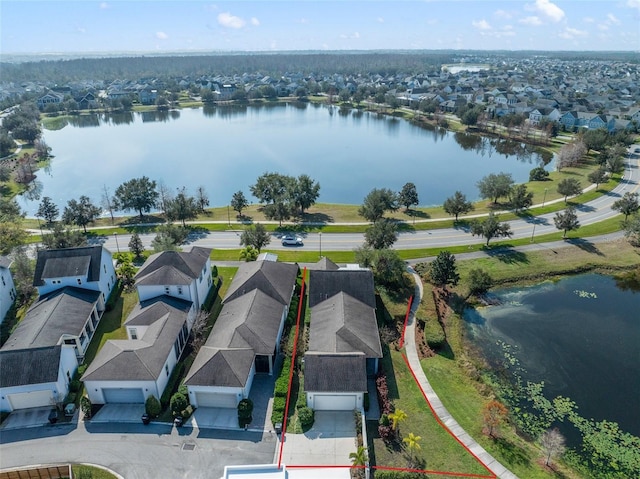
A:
465,273,640,438
22,103,548,215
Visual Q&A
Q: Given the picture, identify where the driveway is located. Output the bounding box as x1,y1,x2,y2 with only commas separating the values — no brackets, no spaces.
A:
279,411,356,469
0,407,64,430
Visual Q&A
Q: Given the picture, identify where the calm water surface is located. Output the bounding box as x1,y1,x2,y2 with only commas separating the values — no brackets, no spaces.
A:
23,103,547,215
465,274,640,437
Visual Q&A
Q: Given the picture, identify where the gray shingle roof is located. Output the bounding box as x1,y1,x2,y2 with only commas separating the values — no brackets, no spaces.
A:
224,260,298,305
184,347,255,388
308,257,340,271
308,292,382,359
206,289,286,355
33,246,104,286
0,346,62,387
1,287,100,351
304,352,367,393
81,296,192,382
308,270,376,309
0,255,12,269
135,246,212,286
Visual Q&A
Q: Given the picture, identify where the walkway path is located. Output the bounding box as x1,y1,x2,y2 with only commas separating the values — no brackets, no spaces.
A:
403,267,518,479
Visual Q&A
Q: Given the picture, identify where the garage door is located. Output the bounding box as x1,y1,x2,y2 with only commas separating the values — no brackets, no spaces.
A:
102,388,144,403
195,392,238,408
314,394,357,411
8,390,53,410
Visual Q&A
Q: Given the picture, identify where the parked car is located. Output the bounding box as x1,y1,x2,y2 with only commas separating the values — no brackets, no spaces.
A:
48,409,58,424
64,403,76,417
281,234,303,246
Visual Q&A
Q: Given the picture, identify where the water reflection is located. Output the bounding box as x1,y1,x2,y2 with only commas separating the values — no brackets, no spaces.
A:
109,111,135,125
67,114,100,128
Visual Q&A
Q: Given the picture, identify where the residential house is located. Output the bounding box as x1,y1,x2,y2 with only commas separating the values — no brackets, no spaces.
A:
0,247,117,412
185,260,298,409
36,91,64,109
138,88,158,105
304,269,382,411
0,256,16,324
81,247,213,404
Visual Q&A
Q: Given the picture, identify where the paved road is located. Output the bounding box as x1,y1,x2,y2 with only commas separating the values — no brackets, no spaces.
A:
92,148,639,254
0,421,277,479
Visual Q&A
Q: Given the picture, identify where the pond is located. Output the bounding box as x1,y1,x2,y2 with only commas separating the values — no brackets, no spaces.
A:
465,273,640,438
22,102,549,215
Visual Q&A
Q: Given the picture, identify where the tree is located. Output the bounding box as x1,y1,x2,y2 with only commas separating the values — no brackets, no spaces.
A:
145,395,162,418
34,138,51,159
477,172,514,204
231,191,249,217
117,260,136,291
623,214,640,246
398,182,419,211
0,164,11,182
429,251,460,289
470,213,512,246
190,310,210,354
170,392,188,417
62,196,101,232
612,192,639,221
114,176,159,220
388,409,407,432
166,187,198,226
128,232,145,260
195,185,210,213
101,184,116,225
403,432,422,468
240,223,271,252
364,219,398,249
554,207,580,238
36,196,59,226
587,168,608,189
482,400,508,438
10,247,36,305
156,181,174,216
41,223,87,249
443,191,474,221
556,139,586,171
151,224,187,252
292,174,320,215
508,184,534,212
529,166,549,182
540,427,566,467
467,268,493,297
349,445,368,479
12,122,40,143
606,154,626,175
356,246,406,288
263,201,293,226
557,178,582,204
358,188,398,222
250,172,290,205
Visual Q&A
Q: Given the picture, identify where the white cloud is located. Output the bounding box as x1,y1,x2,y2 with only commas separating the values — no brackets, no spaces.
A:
296,18,309,24
606,13,621,24
627,0,640,11
583,17,595,23
250,17,260,26
218,12,246,29
99,2,110,9
156,31,168,40
494,9,512,19
520,16,543,26
558,27,587,39
76,25,86,34
526,0,565,22
597,23,609,31
377,17,384,23
340,32,360,39
472,19,492,31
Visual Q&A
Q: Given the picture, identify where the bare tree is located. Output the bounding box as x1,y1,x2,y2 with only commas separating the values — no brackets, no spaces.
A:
556,139,586,171
101,184,116,225
190,310,210,353
540,427,566,467
157,180,174,217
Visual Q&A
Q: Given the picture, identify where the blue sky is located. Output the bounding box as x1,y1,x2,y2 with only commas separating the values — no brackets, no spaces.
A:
1,1,638,54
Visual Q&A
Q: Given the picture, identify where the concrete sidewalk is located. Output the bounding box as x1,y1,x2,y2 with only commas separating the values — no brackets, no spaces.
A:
404,267,519,479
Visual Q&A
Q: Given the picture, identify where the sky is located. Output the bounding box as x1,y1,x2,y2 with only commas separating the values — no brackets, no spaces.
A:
1,0,639,54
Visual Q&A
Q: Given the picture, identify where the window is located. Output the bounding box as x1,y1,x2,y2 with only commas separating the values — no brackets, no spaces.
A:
104,264,107,274
164,286,170,295
77,278,82,285
130,328,138,340
1,275,5,286
177,286,183,295
165,364,170,377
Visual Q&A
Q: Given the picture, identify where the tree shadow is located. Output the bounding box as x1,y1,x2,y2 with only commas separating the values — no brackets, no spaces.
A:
516,213,550,225
298,212,334,224
566,238,604,256
452,220,472,232
120,214,164,225
571,202,595,212
184,227,210,243
485,247,530,264
436,339,455,360
380,344,400,400
405,209,430,219
493,437,532,467
395,221,416,233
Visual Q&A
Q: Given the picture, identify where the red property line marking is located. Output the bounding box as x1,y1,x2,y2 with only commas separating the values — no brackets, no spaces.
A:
400,352,496,479
288,464,492,479
398,295,413,349
277,267,307,470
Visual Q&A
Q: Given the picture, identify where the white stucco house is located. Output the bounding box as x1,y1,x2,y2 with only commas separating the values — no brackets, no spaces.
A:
0,256,16,325
82,247,212,404
185,260,298,409
304,266,382,411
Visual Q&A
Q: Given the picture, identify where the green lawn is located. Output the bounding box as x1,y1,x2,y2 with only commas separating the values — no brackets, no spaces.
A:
71,464,118,479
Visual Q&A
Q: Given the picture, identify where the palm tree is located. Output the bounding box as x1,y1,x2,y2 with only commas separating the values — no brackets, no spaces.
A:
349,446,367,479
403,432,422,467
388,409,408,433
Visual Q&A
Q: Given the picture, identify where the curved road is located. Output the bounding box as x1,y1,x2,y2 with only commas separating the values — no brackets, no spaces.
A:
95,148,639,254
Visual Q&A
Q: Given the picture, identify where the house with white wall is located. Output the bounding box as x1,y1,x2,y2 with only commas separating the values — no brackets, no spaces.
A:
0,256,16,325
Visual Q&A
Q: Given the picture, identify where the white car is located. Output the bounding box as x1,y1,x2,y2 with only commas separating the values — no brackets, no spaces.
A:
281,234,303,246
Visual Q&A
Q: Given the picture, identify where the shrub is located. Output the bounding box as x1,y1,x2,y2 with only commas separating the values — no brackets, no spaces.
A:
170,392,188,417
271,396,286,425
211,265,218,278
80,396,92,418
160,363,185,408
298,407,314,429
238,398,253,419
69,379,81,393
529,166,549,181
375,472,426,479
74,364,88,380
376,373,394,415
274,358,292,397
65,392,77,405
145,395,161,417
424,318,446,349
